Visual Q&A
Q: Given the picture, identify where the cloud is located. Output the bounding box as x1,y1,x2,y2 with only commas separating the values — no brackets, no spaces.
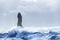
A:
0,0,60,27
0,0,58,16
18,0,57,13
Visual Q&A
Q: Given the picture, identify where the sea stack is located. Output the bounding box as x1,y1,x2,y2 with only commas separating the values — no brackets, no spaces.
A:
17,12,23,27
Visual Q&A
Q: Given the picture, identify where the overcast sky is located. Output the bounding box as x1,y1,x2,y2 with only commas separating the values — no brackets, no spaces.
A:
0,0,60,29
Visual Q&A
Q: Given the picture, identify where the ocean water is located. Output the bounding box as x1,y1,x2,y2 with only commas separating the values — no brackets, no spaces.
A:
0,27,60,40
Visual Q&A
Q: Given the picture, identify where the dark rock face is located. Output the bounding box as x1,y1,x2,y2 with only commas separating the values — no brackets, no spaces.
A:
17,12,23,27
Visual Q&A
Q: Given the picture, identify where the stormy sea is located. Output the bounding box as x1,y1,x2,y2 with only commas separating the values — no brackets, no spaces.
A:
0,26,60,40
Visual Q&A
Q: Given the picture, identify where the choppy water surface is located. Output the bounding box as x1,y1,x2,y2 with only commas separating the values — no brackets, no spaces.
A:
0,29,60,40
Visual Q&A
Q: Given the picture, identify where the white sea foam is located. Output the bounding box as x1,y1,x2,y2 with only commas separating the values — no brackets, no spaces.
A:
6,26,60,33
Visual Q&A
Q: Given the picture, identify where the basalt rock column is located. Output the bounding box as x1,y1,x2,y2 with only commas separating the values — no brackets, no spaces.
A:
17,12,23,27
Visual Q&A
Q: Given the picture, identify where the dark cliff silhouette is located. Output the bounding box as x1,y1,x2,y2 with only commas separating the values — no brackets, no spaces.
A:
17,12,23,27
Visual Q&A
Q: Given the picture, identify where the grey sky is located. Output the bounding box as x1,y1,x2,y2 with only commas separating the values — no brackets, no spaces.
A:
0,0,60,28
